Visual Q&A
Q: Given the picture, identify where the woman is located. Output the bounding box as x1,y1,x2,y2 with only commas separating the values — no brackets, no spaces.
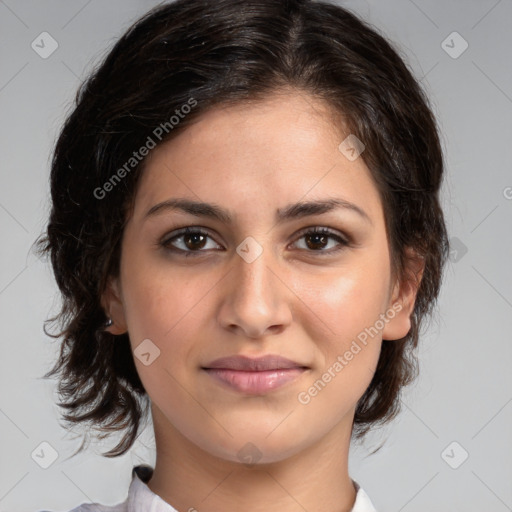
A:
36,0,450,510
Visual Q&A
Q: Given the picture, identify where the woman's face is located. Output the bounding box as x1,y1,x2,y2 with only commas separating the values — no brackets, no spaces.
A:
105,91,416,464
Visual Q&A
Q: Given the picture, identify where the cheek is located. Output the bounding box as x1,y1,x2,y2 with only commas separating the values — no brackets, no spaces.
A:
119,253,221,385
292,250,390,401
295,257,390,341
120,244,208,337
119,265,208,407
295,269,386,414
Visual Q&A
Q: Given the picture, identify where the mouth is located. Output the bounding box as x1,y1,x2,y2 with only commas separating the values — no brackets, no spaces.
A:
203,354,309,371
202,367,308,394
201,354,309,394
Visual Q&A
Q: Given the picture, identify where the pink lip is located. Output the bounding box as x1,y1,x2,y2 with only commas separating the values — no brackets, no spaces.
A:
203,368,307,394
203,354,307,371
202,355,309,394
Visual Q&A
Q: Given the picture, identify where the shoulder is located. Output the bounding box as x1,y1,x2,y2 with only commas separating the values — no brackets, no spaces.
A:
351,479,378,512
71,505,126,512
38,465,151,512
50,503,126,512
38,500,126,512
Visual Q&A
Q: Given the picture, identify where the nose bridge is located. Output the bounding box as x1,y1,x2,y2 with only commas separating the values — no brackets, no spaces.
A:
234,236,276,306
219,235,291,337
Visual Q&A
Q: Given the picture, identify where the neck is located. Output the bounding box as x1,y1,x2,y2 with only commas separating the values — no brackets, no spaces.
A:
147,405,358,512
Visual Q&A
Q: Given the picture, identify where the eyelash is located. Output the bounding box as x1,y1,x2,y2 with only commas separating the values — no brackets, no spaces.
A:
159,226,350,257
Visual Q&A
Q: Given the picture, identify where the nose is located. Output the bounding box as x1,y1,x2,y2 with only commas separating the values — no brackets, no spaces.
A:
217,241,293,339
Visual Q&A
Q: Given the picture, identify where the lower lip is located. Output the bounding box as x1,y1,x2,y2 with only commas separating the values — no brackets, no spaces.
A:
203,368,307,394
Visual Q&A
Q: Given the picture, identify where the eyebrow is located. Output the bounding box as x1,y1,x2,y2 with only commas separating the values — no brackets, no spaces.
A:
144,197,372,225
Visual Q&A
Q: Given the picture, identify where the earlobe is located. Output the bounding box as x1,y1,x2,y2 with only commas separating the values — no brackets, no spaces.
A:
100,276,128,335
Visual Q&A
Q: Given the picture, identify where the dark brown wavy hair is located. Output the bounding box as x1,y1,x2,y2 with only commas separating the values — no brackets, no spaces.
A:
34,0,450,457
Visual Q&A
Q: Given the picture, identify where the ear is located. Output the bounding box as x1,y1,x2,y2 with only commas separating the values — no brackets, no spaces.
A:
382,247,425,341
100,276,128,335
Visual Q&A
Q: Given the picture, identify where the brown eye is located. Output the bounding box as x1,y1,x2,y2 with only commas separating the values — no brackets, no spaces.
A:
161,227,222,255
292,227,349,254
182,232,208,250
304,232,329,250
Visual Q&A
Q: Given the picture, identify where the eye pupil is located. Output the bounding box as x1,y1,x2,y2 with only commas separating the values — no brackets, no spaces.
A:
306,234,328,250
185,233,207,250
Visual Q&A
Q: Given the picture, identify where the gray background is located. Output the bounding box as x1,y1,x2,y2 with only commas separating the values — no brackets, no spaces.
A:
1,0,511,511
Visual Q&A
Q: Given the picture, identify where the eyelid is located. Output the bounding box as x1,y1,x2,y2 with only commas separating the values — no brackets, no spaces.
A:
292,225,350,244
160,226,223,248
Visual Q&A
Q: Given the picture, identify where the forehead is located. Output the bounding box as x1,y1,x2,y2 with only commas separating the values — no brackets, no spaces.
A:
130,91,383,226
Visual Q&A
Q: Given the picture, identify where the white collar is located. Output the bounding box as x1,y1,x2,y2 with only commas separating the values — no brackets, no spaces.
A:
128,465,377,512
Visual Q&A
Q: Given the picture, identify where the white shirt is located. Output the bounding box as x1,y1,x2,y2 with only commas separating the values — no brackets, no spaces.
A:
57,465,377,512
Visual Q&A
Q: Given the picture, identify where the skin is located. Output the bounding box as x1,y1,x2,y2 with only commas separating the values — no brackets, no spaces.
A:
102,89,423,512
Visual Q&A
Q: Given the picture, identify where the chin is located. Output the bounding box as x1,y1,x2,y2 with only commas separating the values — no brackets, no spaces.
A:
202,429,309,467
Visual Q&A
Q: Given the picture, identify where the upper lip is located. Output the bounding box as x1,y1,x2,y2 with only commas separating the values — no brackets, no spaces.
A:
202,355,308,371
